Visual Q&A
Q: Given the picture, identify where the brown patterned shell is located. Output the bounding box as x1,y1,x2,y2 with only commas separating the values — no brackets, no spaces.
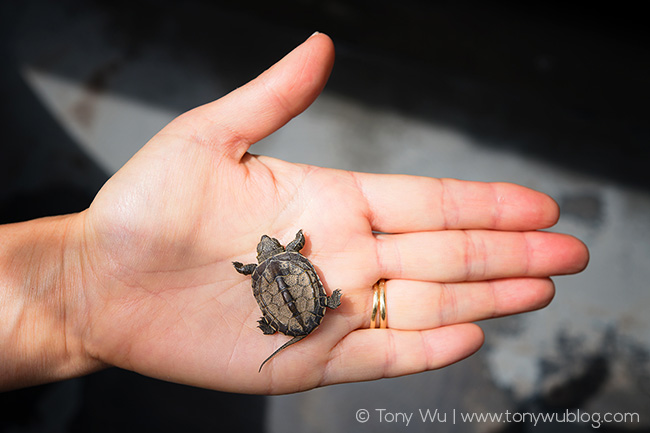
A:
251,251,328,336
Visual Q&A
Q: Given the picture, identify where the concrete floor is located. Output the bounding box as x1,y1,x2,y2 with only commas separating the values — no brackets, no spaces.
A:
1,1,649,432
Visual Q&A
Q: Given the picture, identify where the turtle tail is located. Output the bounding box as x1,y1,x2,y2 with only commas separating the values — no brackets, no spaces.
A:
259,335,306,373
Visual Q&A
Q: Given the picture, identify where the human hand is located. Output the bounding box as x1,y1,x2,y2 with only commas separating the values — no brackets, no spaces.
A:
63,34,589,394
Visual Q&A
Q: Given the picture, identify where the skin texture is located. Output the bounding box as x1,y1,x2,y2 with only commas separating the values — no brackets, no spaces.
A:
0,33,589,394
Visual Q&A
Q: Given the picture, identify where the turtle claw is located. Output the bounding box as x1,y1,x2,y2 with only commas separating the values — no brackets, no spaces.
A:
233,261,257,275
257,317,276,335
285,229,305,252
327,289,342,309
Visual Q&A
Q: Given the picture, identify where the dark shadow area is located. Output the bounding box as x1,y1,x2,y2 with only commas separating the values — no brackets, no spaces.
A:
0,369,266,433
70,369,266,433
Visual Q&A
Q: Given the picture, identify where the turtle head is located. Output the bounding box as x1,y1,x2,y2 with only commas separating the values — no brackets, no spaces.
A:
256,235,284,263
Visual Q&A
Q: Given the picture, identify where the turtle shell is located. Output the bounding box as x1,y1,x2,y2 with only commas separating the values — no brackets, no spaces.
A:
251,251,328,336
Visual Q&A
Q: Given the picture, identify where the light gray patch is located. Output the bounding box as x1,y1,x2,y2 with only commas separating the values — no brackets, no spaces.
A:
559,192,603,226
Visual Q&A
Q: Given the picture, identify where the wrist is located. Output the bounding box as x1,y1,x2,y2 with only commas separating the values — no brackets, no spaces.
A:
0,212,104,390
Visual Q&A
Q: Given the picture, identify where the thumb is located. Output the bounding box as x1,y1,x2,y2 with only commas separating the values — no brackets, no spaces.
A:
178,33,335,161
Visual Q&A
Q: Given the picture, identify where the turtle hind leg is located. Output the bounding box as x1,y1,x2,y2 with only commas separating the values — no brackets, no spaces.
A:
257,317,276,335
285,229,305,252
233,261,257,275
327,289,342,309
258,335,306,373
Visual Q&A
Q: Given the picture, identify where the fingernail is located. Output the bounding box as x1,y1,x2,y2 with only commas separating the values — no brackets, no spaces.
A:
309,31,320,39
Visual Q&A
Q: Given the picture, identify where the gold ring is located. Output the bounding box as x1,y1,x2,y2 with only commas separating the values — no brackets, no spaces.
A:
370,279,387,329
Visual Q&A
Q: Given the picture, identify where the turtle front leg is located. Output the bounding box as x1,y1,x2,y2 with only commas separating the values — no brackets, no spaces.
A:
285,229,305,252
257,317,276,335
233,261,257,275
326,289,342,309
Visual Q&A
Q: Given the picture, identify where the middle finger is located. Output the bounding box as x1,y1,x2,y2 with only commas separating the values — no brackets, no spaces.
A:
375,230,585,282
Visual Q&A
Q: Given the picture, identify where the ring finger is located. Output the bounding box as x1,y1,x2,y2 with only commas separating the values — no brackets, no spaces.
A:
359,277,555,330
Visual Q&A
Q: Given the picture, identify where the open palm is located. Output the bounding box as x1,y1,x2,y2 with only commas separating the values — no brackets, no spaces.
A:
75,34,588,394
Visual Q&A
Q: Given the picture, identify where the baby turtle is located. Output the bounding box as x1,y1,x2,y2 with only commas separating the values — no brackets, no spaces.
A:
233,229,342,372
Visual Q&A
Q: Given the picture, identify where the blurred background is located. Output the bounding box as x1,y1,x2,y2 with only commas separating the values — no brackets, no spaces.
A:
1,1,648,431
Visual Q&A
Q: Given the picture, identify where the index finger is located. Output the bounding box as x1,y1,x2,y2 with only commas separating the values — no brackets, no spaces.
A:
353,174,559,233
